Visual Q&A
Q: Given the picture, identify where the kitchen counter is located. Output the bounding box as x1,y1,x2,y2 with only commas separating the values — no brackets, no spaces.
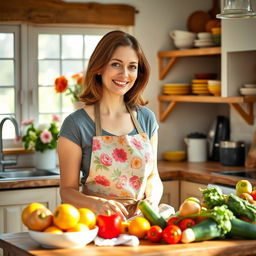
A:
1,232,256,256
0,161,255,190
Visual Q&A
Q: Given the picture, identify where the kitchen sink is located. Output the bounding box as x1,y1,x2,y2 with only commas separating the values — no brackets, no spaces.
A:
212,170,256,179
0,168,60,180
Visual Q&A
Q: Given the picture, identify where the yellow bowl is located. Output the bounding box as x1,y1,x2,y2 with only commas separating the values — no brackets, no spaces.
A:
208,85,221,96
162,151,186,161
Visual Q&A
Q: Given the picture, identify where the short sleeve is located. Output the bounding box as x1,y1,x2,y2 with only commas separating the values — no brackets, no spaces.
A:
58,115,82,147
137,106,159,139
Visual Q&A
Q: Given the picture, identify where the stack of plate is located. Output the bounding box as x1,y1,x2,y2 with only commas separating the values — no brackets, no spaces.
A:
191,79,210,95
240,83,256,96
162,83,190,95
194,32,215,48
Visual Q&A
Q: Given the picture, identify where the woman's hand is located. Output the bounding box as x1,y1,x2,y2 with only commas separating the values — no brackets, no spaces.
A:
97,199,129,220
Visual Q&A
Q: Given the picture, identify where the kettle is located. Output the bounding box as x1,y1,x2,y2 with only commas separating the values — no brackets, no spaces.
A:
208,116,230,161
184,132,208,162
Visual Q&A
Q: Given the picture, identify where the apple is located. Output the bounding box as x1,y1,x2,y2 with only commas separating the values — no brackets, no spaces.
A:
236,179,252,196
97,212,122,239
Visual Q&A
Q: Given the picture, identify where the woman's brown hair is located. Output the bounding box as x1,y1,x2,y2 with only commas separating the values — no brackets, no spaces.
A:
79,30,150,107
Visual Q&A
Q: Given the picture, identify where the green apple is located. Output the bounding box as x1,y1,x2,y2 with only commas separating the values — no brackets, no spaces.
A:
185,197,201,205
236,179,252,196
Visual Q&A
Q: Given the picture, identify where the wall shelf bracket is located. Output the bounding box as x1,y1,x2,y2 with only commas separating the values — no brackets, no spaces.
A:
229,102,254,125
158,56,178,80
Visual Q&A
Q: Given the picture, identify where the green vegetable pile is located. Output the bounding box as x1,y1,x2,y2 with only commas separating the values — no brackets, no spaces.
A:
198,186,256,238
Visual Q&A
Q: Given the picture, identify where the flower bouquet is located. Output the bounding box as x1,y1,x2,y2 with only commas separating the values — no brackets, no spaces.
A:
54,72,84,103
21,115,60,152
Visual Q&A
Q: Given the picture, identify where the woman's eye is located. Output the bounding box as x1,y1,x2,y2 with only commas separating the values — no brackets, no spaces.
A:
111,62,121,68
129,65,137,70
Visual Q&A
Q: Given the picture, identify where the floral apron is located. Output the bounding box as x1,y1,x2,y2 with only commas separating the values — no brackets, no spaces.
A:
82,103,154,218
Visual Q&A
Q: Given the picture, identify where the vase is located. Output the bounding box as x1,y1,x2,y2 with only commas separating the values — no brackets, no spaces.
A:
73,101,84,110
35,149,56,170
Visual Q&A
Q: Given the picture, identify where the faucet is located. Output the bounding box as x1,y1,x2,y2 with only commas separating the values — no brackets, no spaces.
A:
0,116,21,172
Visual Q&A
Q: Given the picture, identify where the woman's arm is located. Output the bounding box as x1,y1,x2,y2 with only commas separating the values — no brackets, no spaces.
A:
57,136,128,218
144,131,163,208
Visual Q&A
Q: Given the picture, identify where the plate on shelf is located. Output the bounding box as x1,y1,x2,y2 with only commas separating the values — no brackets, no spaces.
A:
243,84,256,88
240,88,256,96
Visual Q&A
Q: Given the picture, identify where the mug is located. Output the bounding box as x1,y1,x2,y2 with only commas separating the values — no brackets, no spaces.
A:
184,138,208,162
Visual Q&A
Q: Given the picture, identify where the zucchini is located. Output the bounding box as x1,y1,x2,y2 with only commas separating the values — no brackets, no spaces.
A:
138,200,167,229
230,217,256,239
182,218,222,243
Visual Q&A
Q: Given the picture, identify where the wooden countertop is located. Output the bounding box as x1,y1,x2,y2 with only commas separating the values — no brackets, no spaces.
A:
1,232,256,256
0,161,255,190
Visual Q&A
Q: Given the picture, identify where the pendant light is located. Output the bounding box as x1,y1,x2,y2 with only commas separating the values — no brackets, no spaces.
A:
217,0,256,19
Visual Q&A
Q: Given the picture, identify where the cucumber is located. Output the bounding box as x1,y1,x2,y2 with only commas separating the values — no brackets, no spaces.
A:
190,218,222,242
138,200,167,229
230,217,256,239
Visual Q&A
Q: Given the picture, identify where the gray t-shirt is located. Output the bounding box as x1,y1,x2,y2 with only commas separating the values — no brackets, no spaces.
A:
59,106,159,184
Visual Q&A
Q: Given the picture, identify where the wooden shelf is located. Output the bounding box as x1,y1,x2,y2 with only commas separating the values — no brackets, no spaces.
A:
158,95,256,125
158,47,221,80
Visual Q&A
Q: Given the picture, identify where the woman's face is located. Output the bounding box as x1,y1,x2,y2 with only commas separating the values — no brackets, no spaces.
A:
101,46,139,97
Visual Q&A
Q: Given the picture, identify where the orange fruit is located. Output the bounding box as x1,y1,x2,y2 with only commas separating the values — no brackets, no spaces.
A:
66,223,89,233
129,217,151,239
26,208,53,231
44,226,63,234
120,221,130,234
78,208,96,229
21,202,46,227
53,204,80,230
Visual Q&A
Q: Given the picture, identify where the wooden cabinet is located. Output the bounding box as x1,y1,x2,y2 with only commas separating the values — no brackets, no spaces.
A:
161,180,179,211
0,187,59,234
180,181,207,203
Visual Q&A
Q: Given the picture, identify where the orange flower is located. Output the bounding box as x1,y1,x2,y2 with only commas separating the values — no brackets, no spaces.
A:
130,156,142,169
102,136,113,143
71,73,83,85
54,76,68,93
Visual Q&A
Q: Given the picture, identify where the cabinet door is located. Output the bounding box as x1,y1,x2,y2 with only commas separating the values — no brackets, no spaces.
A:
0,187,58,234
180,181,207,203
161,181,179,211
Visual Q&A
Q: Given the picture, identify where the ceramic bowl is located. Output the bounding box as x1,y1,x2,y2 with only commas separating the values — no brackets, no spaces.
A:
28,226,98,249
169,30,196,40
173,38,194,49
162,151,186,161
208,85,221,96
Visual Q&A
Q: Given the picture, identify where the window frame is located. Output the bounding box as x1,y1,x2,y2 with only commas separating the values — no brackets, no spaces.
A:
1,23,131,148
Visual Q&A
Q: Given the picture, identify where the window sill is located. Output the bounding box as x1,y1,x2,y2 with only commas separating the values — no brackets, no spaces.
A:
3,148,35,155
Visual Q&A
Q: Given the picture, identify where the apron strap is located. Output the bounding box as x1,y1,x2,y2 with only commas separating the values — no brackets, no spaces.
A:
94,103,144,136
94,102,102,136
126,105,144,134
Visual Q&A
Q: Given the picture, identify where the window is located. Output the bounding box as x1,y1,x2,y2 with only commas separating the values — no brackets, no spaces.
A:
0,24,125,145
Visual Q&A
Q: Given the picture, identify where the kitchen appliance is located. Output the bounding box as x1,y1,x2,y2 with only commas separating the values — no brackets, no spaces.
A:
219,141,245,166
184,133,207,162
208,116,230,161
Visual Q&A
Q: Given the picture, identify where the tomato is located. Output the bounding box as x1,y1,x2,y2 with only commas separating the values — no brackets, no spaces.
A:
251,190,256,201
147,225,162,243
178,218,196,231
162,224,182,244
97,213,122,239
167,216,180,226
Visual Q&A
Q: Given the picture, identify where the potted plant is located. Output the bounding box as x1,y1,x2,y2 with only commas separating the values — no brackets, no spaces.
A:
21,115,60,170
